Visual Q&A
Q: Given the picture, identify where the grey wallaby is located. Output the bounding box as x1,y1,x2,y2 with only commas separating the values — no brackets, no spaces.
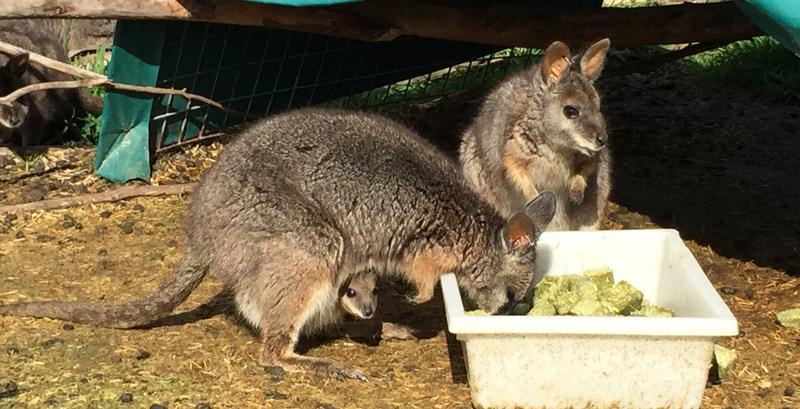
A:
460,39,612,231
0,19,80,150
0,108,556,380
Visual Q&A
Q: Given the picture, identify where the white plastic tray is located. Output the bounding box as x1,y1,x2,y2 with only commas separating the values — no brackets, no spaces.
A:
441,229,738,409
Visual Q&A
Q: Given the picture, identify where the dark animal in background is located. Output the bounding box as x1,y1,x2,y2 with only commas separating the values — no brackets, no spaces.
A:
0,19,80,155
0,107,556,381
460,39,613,231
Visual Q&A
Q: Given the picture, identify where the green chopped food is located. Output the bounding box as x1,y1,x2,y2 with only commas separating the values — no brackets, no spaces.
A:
553,288,581,315
776,308,800,328
522,267,674,318
630,301,676,318
463,267,674,318
713,344,737,381
600,280,644,315
583,267,614,290
570,298,613,316
529,297,557,316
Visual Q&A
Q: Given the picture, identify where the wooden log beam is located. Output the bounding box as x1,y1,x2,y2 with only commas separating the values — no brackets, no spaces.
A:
0,0,762,48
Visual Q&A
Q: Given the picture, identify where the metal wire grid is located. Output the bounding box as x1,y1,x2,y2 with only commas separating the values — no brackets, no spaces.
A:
327,47,542,109
149,22,541,152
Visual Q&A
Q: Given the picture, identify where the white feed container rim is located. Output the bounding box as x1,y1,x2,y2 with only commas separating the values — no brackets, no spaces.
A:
441,229,739,337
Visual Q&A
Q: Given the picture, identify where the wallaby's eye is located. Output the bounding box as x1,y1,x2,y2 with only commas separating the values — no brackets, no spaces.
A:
346,288,356,298
372,287,379,295
563,105,580,119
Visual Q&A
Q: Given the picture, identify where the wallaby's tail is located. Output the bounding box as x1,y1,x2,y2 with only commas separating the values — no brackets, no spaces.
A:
0,254,207,329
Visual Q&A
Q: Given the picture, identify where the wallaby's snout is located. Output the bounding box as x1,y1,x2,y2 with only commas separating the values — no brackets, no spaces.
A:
585,123,608,152
596,133,608,147
361,307,374,319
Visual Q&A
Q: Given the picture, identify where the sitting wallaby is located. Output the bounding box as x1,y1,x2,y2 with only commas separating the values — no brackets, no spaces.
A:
0,108,556,381
0,19,80,161
459,39,612,231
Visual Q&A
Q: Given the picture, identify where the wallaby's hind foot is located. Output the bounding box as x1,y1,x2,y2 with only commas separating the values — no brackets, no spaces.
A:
259,344,368,382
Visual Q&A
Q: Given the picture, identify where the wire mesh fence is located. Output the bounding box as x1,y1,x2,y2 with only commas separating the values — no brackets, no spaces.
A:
147,21,543,152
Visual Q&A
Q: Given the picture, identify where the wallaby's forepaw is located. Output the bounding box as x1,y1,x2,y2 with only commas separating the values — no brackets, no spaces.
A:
380,322,418,341
569,175,587,204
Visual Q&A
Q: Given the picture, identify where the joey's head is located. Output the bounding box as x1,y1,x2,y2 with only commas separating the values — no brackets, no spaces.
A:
0,53,31,135
339,271,379,319
537,39,611,156
464,191,556,314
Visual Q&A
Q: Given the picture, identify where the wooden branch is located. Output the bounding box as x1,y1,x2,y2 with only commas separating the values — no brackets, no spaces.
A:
0,78,106,105
105,82,257,120
0,40,256,120
0,41,104,80
0,183,196,215
0,0,762,48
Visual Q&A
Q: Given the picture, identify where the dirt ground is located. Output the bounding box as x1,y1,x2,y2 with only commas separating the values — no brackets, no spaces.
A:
1,58,799,408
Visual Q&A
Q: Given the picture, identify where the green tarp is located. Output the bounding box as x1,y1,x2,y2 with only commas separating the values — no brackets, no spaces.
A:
735,0,800,56
95,21,165,183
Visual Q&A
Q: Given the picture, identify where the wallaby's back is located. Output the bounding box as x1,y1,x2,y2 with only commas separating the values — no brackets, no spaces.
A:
192,108,487,276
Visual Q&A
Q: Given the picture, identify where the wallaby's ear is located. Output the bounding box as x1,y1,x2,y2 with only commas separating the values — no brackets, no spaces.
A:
501,191,557,252
579,38,611,81
541,41,573,88
522,191,556,230
4,52,30,76
501,212,536,252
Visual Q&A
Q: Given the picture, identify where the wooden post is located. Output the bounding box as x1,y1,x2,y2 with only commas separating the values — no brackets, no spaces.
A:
0,0,762,48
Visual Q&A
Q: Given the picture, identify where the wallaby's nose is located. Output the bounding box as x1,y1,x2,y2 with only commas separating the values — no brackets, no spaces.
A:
362,307,374,318
596,134,608,147
507,287,517,302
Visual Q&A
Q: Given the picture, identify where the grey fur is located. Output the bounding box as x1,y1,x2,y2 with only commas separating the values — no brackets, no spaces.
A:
0,108,556,380
460,39,613,231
